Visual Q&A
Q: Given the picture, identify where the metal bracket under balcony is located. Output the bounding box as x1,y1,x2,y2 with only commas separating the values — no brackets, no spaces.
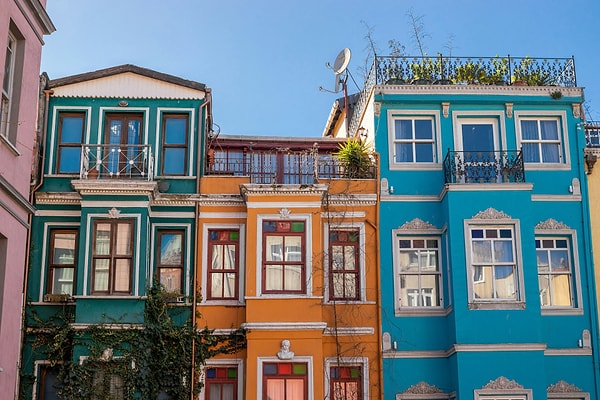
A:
80,144,154,180
444,150,525,184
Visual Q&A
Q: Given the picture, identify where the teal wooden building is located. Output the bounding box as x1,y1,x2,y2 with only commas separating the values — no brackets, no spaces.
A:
324,55,600,400
21,65,210,399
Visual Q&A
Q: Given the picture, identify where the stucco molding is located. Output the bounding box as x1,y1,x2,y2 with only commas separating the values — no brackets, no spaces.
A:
35,192,82,205
398,218,437,230
403,382,444,394
481,376,524,390
197,195,245,207
547,380,582,393
472,207,511,220
240,183,329,200
535,218,571,230
241,322,327,331
376,84,583,98
323,327,375,336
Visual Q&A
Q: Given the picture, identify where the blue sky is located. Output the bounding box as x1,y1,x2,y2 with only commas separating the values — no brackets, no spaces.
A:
41,0,600,137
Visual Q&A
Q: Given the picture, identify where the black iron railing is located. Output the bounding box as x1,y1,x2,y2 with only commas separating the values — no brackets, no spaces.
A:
585,121,600,148
206,148,375,183
443,150,525,184
80,144,153,180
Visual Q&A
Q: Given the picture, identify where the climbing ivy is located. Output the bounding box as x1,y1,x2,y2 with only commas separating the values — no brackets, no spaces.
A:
23,283,246,399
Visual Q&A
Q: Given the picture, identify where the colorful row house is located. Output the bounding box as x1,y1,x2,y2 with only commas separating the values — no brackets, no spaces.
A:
21,65,210,399
323,55,600,399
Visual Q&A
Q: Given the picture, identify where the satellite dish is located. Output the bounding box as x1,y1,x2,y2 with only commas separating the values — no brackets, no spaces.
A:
333,48,351,75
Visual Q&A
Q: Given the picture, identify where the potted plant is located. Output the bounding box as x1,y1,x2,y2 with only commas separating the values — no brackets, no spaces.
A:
334,139,374,179
410,57,437,84
486,56,509,85
512,56,533,86
454,60,488,84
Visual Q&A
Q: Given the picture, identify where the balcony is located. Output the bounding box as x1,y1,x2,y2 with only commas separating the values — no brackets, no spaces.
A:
80,144,153,180
206,147,376,184
443,150,525,184
348,55,577,137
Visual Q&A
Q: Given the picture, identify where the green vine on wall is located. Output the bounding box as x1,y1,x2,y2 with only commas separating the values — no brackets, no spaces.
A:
23,283,246,399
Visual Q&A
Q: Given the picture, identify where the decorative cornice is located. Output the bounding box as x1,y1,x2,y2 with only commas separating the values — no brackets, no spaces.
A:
398,218,437,230
535,218,571,230
323,327,375,336
472,207,511,220
481,376,523,390
403,381,443,394
325,193,377,206
197,194,245,207
547,380,582,393
241,322,327,331
377,84,583,97
71,180,156,197
240,183,329,200
35,191,82,205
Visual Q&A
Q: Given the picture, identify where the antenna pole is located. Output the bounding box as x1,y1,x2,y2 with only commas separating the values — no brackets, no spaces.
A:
343,76,349,137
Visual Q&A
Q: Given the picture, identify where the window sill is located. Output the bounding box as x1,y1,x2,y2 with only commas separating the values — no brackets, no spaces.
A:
524,163,571,171
395,307,451,317
202,300,245,306
324,300,376,305
541,307,583,316
0,134,21,156
468,301,526,310
389,163,442,171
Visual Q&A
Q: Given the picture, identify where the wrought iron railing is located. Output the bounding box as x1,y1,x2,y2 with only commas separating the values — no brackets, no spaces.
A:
80,144,153,180
443,150,525,184
206,148,375,183
585,121,600,147
348,55,577,138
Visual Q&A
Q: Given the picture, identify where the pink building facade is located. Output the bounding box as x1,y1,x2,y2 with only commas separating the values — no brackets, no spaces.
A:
0,0,53,397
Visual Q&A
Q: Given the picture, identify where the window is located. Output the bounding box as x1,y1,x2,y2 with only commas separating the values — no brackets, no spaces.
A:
392,117,436,163
1,25,23,147
520,119,562,163
48,229,78,295
537,238,573,307
92,220,133,295
329,230,360,301
397,238,441,307
262,221,305,294
161,114,188,175
37,365,63,400
330,366,362,400
91,367,124,400
57,113,85,173
207,229,240,300
205,366,238,400
469,227,518,302
104,113,143,176
263,362,307,400
157,230,184,293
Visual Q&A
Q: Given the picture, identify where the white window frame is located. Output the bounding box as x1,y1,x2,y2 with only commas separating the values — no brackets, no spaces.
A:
256,214,312,297
257,356,313,400
535,226,583,315
1,28,21,153
324,357,369,400
464,213,525,310
201,223,246,305
515,111,570,169
388,110,442,170
48,106,92,175
150,223,192,298
155,107,196,178
32,360,65,400
324,222,367,303
199,359,244,400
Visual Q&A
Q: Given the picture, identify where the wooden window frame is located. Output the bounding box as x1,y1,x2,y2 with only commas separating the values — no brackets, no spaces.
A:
91,220,134,295
207,229,240,300
156,229,185,294
161,113,189,175
329,229,360,301
262,220,306,294
262,362,308,400
47,228,78,296
205,366,239,400
57,112,85,174
330,366,362,400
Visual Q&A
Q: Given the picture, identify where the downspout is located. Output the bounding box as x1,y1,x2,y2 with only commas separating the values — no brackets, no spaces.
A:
190,87,212,400
576,120,600,400
16,82,52,399
374,152,384,400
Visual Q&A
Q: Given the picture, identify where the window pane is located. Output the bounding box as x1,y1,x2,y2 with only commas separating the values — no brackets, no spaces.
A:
414,119,433,139
400,275,419,306
164,148,186,175
114,259,130,292
541,143,560,163
472,241,492,263
284,265,302,291
495,266,516,298
539,275,551,306
415,143,433,162
223,244,236,270
540,120,559,140
399,250,418,272
95,224,111,255
395,120,412,139
211,273,223,297
212,245,224,270
160,233,182,265
343,246,355,270
494,241,514,262
94,259,110,291
267,379,285,399
266,265,283,290
331,245,344,270
473,266,492,299
344,274,357,298
53,232,76,264
164,117,187,144
550,250,569,270
52,267,74,295
537,251,549,272
286,379,304,399
521,120,538,140
115,223,132,256
395,143,413,162
285,236,302,262
551,274,572,306
267,236,284,261
61,116,84,142
58,147,82,173
159,268,181,292
523,143,540,163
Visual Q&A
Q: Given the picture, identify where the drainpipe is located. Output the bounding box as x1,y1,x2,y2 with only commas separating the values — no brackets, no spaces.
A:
16,80,52,399
576,120,600,400
374,152,384,400
190,87,212,400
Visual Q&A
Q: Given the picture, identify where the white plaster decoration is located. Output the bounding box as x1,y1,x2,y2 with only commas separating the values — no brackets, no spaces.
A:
572,103,581,119
382,332,392,351
403,381,444,394
583,329,591,348
277,339,294,360
481,376,524,390
547,380,583,393
100,348,113,361
398,218,437,230
572,177,581,196
505,103,513,118
535,218,570,230
472,208,511,220
374,102,381,117
108,207,121,219
381,178,390,195
279,208,291,219
442,102,450,118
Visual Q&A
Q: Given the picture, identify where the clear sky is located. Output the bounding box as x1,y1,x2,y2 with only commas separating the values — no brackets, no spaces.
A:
41,0,600,137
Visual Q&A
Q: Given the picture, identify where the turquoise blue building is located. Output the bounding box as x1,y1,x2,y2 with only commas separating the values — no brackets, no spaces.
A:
325,55,599,400
21,65,210,399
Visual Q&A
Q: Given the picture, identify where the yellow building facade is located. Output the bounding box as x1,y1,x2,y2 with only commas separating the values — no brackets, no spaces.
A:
196,136,381,399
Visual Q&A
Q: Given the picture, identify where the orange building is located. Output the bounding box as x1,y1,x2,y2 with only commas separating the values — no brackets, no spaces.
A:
196,135,381,399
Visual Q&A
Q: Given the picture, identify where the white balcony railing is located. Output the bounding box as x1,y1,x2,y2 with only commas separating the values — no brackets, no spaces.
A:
80,144,153,181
